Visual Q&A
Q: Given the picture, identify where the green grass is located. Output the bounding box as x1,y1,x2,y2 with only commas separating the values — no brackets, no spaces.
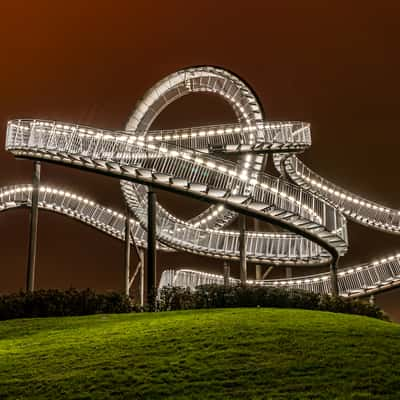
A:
0,309,399,399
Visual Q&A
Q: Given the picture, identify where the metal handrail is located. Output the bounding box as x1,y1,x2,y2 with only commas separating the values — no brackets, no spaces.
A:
161,256,400,297
6,118,347,267
275,155,400,233
0,184,170,250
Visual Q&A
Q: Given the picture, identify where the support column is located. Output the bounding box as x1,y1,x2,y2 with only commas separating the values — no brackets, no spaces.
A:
140,248,145,307
239,214,247,284
254,218,262,280
147,190,157,309
124,206,131,297
255,265,263,281
330,257,339,297
223,261,230,286
369,294,375,306
279,155,290,180
285,267,293,279
26,161,41,292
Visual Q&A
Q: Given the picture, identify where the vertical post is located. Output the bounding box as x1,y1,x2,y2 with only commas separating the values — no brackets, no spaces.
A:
285,267,293,279
369,294,375,306
330,257,339,297
279,156,289,180
140,248,145,307
239,214,247,284
124,206,131,297
256,265,263,280
26,161,41,292
147,189,157,309
223,261,230,286
254,218,262,280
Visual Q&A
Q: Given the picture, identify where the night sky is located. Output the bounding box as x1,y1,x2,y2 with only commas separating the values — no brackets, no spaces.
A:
0,1,399,320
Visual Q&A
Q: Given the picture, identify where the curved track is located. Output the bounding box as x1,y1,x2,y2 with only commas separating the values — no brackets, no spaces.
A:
0,184,169,250
2,184,397,298
160,259,400,298
4,66,399,296
6,118,347,267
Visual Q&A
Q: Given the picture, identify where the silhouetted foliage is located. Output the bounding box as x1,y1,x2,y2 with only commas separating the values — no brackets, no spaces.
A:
158,285,387,320
0,286,387,321
0,289,132,320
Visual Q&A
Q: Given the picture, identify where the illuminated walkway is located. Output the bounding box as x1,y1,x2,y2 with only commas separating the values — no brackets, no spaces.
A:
160,261,400,298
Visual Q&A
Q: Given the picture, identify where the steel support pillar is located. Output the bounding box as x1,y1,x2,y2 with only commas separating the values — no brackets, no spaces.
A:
279,155,290,180
285,267,293,279
255,265,263,280
124,206,131,297
239,214,247,284
26,161,41,292
140,248,145,307
369,294,375,306
254,218,262,280
147,190,157,309
330,257,339,297
223,261,230,286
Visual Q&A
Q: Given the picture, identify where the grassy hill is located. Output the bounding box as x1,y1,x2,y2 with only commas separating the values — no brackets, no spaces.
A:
0,308,399,399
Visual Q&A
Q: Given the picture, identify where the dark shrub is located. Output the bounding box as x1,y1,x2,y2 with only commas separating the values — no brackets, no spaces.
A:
288,290,320,310
157,287,194,311
158,284,388,320
0,289,132,321
317,294,386,320
0,286,387,321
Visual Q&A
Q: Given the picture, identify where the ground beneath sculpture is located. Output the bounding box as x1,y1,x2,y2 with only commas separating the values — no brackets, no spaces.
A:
0,309,399,399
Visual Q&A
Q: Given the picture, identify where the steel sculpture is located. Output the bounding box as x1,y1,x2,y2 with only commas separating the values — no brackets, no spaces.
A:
4,66,400,302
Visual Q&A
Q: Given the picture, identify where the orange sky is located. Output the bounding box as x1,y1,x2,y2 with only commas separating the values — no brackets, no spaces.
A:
0,0,399,319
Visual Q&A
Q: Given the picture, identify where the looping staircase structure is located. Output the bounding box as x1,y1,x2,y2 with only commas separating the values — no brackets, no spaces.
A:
4,66,400,298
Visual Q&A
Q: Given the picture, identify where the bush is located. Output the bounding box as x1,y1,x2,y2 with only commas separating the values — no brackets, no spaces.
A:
158,284,388,320
0,289,133,321
0,286,388,322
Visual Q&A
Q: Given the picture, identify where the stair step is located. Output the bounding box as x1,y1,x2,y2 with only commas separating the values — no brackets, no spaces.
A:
207,189,227,198
189,183,207,192
297,221,317,229
136,169,152,178
153,173,170,182
92,159,107,168
80,156,94,165
106,162,121,171
120,165,137,175
171,179,188,187
68,154,82,162
228,195,249,204
270,210,293,219
248,202,269,211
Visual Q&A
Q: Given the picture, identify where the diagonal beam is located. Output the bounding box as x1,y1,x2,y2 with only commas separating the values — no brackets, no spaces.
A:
262,266,274,280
